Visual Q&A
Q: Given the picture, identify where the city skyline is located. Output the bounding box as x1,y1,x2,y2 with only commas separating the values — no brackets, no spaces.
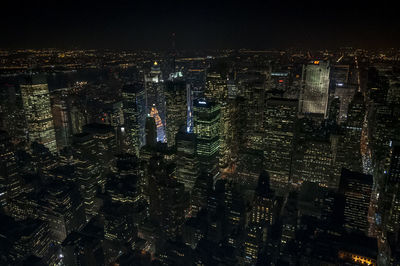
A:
1,2,400,265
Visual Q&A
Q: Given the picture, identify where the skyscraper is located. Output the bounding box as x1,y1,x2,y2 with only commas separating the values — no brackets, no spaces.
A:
0,131,21,209
244,171,276,264
145,116,157,147
339,168,373,235
382,141,400,235
263,98,298,192
122,83,146,156
193,99,221,179
205,72,227,102
292,135,341,189
339,91,365,173
249,171,276,225
165,80,187,147
148,156,188,241
20,75,57,153
175,128,199,192
145,61,165,125
299,60,330,117
51,88,71,150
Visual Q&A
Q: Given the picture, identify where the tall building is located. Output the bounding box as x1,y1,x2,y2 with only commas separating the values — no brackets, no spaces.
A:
175,129,199,192
75,159,101,221
292,135,341,189
0,83,27,143
193,99,221,179
20,75,57,153
219,101,235,170
0,214,52,264
339,92,365,173
263,98,297,192
122,83,146,156
145,61,165,125
239,77,266,141
51,88,72,150
328,96,340,125
0,131,21,209
334,84,357,123
244,171,276,264
382,141,400,234
145,116,157,147
82,123,117,191
148,156,188,241
249,171,277,225
61,231,104,266
165,79,187,147
299,61,330,117
339,168,373,235
205,72,227,102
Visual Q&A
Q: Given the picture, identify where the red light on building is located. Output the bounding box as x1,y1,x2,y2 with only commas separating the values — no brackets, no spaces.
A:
279,79,284,83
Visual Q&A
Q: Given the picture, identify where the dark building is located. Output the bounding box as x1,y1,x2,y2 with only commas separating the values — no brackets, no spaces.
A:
263,98,298,192
165,79,187,147
148,156,188,244
175,128,199,192
339,91,365,173
0,214,52,265
145,116,157,147
122,83,146,156
61,231,105,266
339,168,373,235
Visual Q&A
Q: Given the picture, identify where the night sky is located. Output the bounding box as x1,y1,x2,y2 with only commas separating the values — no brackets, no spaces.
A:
1,0,399,50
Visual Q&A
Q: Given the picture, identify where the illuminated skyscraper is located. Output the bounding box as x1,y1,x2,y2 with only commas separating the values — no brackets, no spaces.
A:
193,99,221,179
205,72,227,102
334,84,357,123
165,80,187,147
299,61,330,117
145,61,165,125
175,129,199,192
244,172,276,265
122,83,146,156
20,75,57,153
263,98,297,191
